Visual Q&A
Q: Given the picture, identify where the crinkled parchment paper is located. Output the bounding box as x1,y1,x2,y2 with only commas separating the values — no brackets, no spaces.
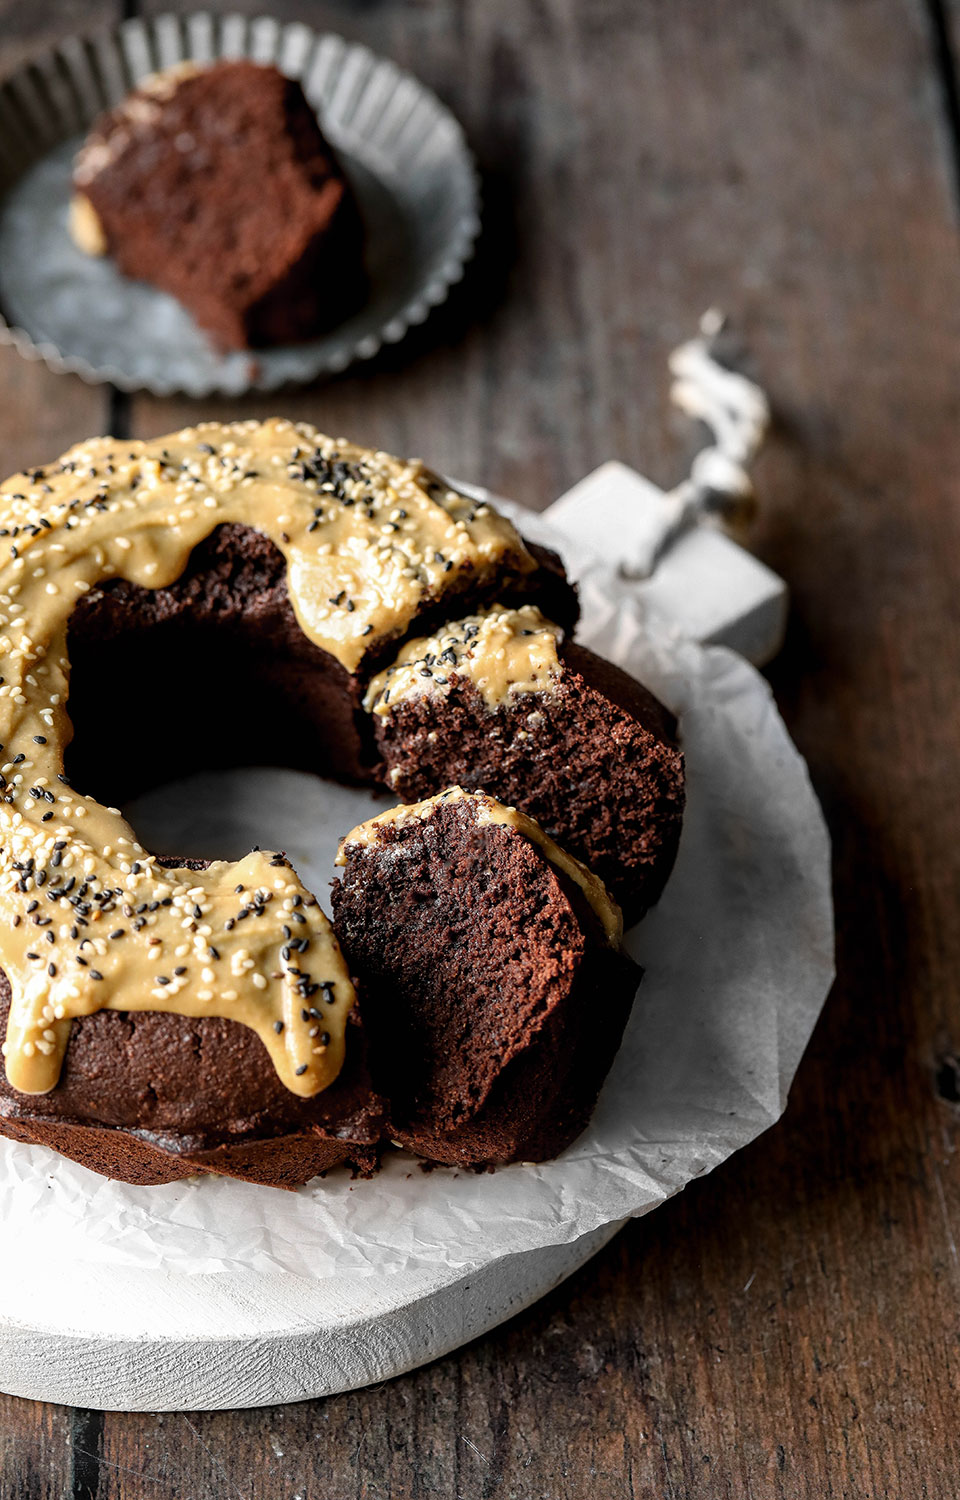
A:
0,505,833,1281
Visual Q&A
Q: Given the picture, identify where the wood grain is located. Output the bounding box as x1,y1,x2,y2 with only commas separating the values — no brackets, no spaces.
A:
3,0,960,1494
0,2,114,477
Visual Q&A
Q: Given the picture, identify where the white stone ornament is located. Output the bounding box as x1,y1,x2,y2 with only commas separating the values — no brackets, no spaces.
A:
542,311,787,665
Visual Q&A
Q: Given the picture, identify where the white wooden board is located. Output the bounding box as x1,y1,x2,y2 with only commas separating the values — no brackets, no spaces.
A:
0,1222,623,1410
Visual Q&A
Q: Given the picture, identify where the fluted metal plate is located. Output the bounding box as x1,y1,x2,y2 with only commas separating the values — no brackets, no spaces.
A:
0,13,480,395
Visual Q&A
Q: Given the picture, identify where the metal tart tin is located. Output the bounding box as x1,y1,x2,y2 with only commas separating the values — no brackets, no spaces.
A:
0,12,480,395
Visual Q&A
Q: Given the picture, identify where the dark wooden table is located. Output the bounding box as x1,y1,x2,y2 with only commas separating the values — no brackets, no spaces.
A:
1,0,959,1494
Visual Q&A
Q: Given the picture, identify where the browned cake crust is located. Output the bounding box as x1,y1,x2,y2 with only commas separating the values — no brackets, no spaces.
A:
331,796,640,1168
73,61,367,348
372,641,685,923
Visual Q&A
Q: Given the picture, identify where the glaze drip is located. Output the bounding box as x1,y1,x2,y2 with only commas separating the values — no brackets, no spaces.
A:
363,604,563,717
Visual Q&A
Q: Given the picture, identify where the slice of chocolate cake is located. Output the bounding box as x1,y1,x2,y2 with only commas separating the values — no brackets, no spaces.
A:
71,61,366,348
331,788,641,1168
365,607,685,924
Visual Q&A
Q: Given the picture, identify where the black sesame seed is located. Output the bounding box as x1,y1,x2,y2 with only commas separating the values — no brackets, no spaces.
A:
274,1020,284,1034
33,735,46,744
47,963,55,977
89,970,103,981
295,1064,308,1077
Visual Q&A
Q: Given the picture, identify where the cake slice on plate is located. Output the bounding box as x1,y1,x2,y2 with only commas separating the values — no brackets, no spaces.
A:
333,787,641,1169
70,60,366,348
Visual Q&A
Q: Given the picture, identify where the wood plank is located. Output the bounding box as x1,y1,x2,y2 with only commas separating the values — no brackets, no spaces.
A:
0,1400,78,1500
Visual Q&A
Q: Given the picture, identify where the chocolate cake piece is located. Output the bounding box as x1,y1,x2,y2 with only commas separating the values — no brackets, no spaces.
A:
331,788,641,1168
365,609,685,923
71,61,366,348
0,859,386,1188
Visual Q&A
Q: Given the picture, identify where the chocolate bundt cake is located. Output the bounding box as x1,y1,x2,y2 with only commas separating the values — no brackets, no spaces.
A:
332,788,640,1168
0,420,681,1188
70,60,366,348
365,606,684,921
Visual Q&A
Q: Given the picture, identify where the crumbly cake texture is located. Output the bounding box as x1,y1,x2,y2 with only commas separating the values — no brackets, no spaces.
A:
0,417,678,1186
368,619,685,922
332,789,641,1168
71,60,367,349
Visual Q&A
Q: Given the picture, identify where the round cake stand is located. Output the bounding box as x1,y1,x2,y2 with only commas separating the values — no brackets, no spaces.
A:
0,1221,623,1410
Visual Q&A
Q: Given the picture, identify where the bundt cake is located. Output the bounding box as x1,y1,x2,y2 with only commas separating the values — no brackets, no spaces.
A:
332,788,640,1168
0,419,682,1187
70,60,366,348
